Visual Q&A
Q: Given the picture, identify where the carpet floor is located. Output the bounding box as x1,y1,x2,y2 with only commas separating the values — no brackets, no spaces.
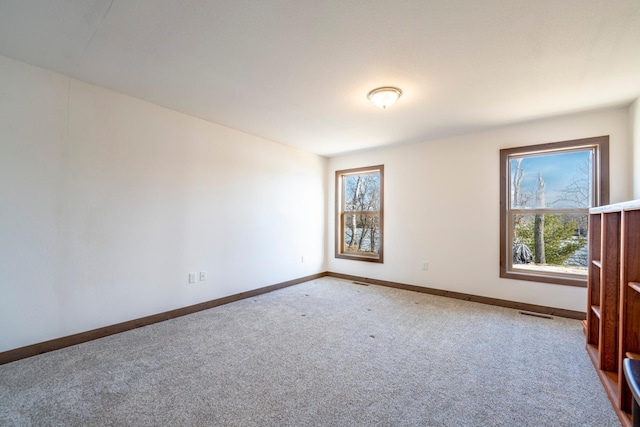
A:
0,277,620,426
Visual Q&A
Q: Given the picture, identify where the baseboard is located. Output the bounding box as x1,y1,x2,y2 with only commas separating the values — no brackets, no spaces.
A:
1,270,585,365
326,272,586,320
0,272,328,366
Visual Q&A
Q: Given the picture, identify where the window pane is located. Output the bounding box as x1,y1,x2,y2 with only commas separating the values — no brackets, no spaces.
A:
510,150,593,209
342,213,380,256
500,136,608,286
511,213,588,275
344,173,381,212
336,164,384,263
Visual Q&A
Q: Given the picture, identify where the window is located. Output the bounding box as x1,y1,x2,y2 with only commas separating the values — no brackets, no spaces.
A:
335,165,384,262
500,136,609,287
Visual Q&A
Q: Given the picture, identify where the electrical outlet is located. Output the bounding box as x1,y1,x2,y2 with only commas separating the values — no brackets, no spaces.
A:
421,262,429,271
301,255,304,263
188,272,196,284
199,271,207,281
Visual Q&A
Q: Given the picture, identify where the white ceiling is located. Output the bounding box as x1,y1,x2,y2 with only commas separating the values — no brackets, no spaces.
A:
1,1,639,156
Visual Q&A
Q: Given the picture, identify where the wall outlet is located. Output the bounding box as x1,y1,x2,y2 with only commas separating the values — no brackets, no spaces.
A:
301,255,304,263
199,271,207,281
421,262,429,271
188,272,196,284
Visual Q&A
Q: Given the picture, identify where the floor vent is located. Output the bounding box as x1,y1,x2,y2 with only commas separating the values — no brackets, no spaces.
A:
353,281,370,286
519,311,553,320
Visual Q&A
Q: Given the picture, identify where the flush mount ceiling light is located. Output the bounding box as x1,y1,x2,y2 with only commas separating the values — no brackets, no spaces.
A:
367,86,402,109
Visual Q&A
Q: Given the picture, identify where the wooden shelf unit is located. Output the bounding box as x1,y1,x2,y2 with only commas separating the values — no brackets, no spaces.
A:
587,200,640,427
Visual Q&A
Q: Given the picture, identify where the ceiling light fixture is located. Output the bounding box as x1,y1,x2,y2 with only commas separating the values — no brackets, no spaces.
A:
367,86,402,109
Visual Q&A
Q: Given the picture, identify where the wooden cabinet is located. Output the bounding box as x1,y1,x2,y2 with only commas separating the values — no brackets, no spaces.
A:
587,200,640,427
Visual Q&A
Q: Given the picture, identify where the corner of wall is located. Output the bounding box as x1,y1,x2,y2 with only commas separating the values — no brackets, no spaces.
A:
632,98,640,199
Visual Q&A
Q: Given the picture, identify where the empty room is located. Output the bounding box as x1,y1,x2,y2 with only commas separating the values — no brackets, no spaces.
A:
1,1,640,426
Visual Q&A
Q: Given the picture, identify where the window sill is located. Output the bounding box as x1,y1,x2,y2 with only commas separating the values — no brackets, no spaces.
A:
335,253,383,263
500,269,587,287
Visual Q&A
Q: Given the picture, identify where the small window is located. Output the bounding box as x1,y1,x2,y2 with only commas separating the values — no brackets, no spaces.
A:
335,165,384,262
500,136,609,287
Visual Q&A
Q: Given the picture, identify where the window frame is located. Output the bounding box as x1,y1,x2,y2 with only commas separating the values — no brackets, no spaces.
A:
335,165,384,263
499,136,609,287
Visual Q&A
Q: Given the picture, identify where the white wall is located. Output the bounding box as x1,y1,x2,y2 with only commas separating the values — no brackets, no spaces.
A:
0,55,327,353
1,51,634,354
632,98,640,199
328,107,632,312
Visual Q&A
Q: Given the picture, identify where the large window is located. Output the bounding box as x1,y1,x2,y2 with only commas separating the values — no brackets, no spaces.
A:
500,136,609,287
335,165,384,263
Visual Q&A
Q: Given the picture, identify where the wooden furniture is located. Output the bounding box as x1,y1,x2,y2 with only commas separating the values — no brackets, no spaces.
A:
587,200,640,427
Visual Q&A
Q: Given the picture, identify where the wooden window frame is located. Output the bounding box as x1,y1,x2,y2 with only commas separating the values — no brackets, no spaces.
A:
335,165,384,263
499,136,609,287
